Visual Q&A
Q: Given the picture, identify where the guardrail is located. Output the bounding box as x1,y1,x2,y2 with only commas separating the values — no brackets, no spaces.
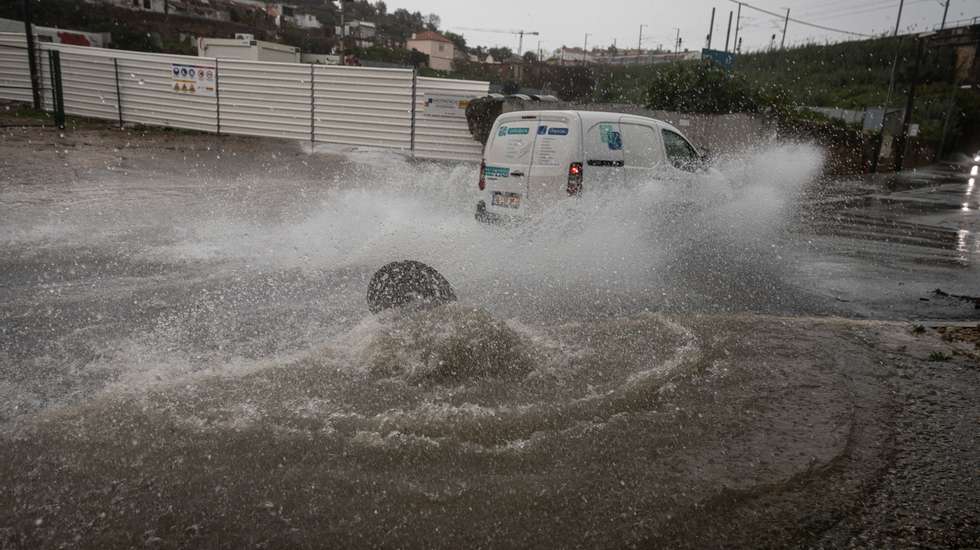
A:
0,33,488,162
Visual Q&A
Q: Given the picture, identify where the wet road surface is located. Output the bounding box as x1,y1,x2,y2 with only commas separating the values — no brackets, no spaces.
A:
0,117,977,548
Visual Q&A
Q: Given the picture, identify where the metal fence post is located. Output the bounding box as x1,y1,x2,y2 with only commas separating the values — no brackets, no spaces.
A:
47,50,65,129
215,58,221,135
113,58,123,128
23,0,42,110
310,63,315,147
410,68,418,156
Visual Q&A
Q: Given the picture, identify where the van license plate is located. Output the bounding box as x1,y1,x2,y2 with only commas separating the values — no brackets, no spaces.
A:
492,191,521,209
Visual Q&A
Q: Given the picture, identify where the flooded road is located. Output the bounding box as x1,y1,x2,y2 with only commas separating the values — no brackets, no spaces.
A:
0,118,978,548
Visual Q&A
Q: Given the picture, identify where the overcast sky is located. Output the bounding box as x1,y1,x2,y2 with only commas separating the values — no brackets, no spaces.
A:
384,0,980,56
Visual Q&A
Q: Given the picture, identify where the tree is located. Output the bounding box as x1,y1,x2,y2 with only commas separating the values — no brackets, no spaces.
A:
522,51,538,63
425,13,440,31
444,31,467,53
645,61,767,113
379,8,427,44
374,1,387,16
488,46,514,62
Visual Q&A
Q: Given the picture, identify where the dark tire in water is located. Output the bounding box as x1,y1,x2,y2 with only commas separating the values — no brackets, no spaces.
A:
367,260,457,314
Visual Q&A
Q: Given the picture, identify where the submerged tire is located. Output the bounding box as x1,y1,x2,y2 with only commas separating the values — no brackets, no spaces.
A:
367,260,457,314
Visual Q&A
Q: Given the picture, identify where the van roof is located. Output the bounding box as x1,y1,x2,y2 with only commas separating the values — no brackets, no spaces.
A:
497,110,683,134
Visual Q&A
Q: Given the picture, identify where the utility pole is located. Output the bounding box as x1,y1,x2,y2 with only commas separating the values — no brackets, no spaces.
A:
733,2,742,54
895,35,924,172
338,0,345,58
940,0,949,30
638,24,646,53
724,11,733,52
871,0,905,173
707,8,715,49
936,82,958,162
893,0,905,36
674,27,681,53
583,32,590,63
518,30,525,55
22,0,41,110
780,8,790,49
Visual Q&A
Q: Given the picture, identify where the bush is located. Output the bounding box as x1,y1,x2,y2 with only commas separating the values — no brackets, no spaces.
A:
644,61,769,114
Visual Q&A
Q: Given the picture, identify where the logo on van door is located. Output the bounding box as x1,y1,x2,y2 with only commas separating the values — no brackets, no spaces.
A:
599,124,623,150
484,165,510,178
498,126,508,137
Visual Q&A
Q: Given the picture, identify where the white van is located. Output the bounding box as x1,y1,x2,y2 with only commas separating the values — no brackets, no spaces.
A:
475,110,712,223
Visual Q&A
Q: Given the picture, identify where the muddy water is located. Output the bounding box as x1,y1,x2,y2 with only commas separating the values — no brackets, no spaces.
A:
0,128,977,548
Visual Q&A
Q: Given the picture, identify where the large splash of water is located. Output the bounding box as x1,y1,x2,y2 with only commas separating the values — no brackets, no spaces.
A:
157,142,824,313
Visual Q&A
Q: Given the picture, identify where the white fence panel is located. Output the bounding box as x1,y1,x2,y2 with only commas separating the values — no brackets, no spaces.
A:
52,48,119,121
0,33,32,104
314,65,413,150
32,42,218,132
220,59,310,140
115,54,217,133
414,77,489,162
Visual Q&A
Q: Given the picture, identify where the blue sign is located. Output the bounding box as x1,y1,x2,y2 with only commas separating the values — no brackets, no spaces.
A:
537,125,548,135
701,49,736,71
548,127,569,136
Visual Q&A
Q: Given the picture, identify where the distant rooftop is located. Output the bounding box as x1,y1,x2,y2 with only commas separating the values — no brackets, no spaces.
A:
409,31,452,44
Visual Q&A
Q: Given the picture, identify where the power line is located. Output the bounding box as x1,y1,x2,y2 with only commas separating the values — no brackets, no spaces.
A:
799,0,904,18
800,0,932,21
728,0,872,37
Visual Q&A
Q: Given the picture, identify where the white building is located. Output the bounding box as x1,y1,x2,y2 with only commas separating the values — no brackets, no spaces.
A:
99,0,168,13
286,12,321,29
90,0,230,21
406,31,455,72
197,34,300,62
340,20,376,49
0,18,111,48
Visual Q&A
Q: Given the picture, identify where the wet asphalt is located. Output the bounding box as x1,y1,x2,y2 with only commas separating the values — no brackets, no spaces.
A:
0,115,977,549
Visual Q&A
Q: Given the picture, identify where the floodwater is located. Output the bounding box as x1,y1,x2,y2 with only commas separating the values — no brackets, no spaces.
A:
0,123,978,548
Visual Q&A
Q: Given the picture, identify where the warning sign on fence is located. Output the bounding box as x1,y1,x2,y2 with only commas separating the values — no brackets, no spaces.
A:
423,94,471,117
171,64,216,97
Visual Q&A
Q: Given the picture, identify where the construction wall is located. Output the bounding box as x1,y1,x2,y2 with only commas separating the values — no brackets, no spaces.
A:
0,32,488,162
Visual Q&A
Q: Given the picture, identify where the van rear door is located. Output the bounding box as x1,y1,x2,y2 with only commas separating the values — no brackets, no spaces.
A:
527,112,580,205
483,114,538,215
583,118,625,191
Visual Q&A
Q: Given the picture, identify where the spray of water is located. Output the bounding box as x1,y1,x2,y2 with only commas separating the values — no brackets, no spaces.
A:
0,141,825,423
154,141,824,316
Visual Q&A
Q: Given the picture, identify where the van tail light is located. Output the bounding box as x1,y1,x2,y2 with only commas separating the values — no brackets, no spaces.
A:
479,160,486,191
567,162,583,196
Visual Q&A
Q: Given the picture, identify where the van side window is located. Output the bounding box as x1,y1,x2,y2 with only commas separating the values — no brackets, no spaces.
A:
622,124,663,168
662,129,700,172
